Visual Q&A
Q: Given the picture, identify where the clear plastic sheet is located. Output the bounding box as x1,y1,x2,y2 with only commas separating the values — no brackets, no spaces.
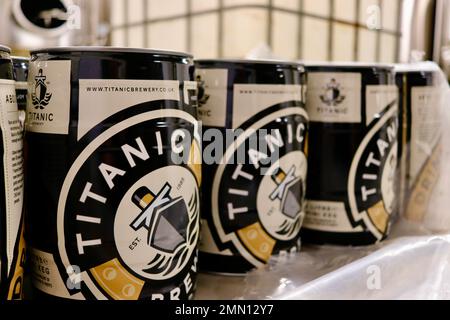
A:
195,63,450,300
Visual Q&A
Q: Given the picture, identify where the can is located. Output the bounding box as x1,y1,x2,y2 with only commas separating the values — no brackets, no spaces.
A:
195,59,308,274
25,47,201,300
302,63,399,245
12,56,29,129
395,63,443,222
0,45,25,300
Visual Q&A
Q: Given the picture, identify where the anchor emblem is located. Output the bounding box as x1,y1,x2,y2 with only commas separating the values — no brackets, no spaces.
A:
31,69,52,109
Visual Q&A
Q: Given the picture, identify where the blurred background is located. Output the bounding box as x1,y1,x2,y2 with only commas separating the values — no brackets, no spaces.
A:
0,0,449,78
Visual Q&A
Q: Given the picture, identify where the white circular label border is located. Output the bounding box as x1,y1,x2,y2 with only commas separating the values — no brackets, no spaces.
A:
57,109,198,299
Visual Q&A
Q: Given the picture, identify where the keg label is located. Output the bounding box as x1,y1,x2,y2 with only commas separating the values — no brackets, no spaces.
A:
197,78,308,269
0,79,24,283
55,107,200,300
30,248,84,299
195,69,228,127
405,142,441,222
306,72,362,123
403,86,442,222
78,79,181,139
365,85,398,126
232,84,304,128
26,60,71,135
348,103,398,240
304,82,398,238
303,201,364,233
207,107,308,268
409,87,442,187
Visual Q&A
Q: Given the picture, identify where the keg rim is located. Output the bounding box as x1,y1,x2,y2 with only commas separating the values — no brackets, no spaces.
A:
302,61,394,70
31,46,193,59
394,62,441,73
11,56,30,62
195,59,305,69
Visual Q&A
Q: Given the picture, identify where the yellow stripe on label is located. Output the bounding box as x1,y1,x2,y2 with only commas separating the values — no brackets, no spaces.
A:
7,223,25,300
140,193,154,207
90,258,144,300
237,223,276,263
367,201,389,234
405,142,442,222
188,140,202,186
304,132,309,157
276,171,286,182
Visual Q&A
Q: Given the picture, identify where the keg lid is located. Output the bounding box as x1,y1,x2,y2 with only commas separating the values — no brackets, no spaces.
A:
31,46,193,59
303,61,393,71
394,61,441,73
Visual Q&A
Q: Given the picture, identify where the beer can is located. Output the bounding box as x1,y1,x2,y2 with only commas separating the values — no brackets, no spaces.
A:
195,60,308,274
302,63,399,245
0,45,25,300
395,63,443,222
12,56,29,129
25,47,201,300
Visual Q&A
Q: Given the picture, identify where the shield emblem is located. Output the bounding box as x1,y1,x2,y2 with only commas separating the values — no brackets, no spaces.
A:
270,166,303,219
149,197,189,253
131,185,189,253
280,178,303,219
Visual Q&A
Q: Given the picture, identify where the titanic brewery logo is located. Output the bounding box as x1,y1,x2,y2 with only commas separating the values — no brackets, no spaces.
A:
130,182,198,277
269,165,304,238
348,102,398,241
209,107,308,268
31,69,52,109
57,108,200,300
320,78,345,106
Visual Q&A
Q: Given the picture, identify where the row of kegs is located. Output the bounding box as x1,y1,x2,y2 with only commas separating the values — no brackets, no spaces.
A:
0,45,444,300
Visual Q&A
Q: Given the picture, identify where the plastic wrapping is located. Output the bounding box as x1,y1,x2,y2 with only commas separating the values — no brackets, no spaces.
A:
195,63,450,300
396,62,449,230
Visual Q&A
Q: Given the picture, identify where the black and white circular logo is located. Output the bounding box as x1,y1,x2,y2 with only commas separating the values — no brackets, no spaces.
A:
57,108,200,300
256,151,307,241
348,103,398,240
115,166,198,281
212,107,308,268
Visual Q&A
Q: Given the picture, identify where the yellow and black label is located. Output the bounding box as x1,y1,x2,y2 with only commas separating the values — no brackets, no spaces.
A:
208,107,309,269
54,109,201,300
6,223,26,300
